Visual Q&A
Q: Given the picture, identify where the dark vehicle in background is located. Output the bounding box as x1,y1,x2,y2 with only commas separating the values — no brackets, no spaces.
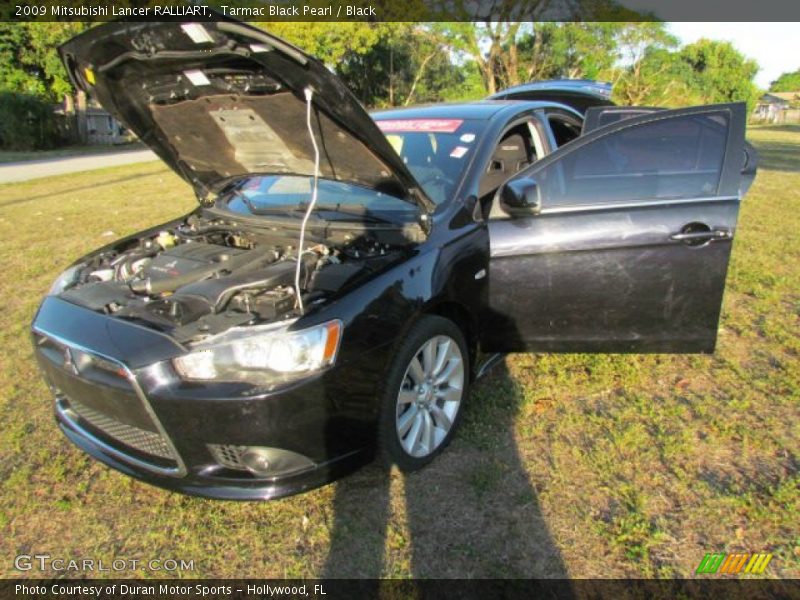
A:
32,21,756,499
488,78,614,114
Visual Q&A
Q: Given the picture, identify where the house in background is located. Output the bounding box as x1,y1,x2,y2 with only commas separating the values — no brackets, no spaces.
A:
55,91,135,145
754,91,800,124
84,101,134,145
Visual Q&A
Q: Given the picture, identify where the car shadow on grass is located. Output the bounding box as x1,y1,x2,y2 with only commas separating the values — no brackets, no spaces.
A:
320,359,571,581
751,140,800,174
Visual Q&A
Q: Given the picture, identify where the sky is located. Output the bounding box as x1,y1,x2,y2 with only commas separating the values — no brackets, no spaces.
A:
668,22,799,89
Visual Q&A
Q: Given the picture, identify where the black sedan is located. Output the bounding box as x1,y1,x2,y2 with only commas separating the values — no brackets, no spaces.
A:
31,20,756,499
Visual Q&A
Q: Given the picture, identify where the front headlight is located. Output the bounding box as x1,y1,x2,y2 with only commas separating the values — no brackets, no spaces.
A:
173,319,343,386
48,265,81,296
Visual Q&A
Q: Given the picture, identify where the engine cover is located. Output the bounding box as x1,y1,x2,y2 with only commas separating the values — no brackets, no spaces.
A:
142,243,247,284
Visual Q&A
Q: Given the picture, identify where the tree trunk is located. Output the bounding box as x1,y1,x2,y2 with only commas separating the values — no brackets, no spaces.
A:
389,45,394,107
63,93,77,144
404,52,436,106
76,90,88,145
503,23,522,87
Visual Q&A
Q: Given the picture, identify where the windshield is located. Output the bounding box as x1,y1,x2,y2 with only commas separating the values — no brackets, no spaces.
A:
376,118,486,204
218,175,415,220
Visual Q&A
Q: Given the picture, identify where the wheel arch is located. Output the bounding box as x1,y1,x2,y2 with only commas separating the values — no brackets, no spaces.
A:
422,300,479,380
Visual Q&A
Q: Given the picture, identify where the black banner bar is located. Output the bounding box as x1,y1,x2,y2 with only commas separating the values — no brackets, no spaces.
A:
1,0,800,22
3,579,800,600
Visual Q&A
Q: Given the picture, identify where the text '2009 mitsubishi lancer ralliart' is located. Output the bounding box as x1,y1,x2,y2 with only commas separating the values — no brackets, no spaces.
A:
32,20,757,499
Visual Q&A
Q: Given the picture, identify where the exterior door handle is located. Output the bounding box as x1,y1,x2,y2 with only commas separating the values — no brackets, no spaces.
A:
670,228,732,243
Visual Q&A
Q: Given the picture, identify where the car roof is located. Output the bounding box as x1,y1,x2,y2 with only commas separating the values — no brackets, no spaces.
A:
370,100,580,121
371,100,578,121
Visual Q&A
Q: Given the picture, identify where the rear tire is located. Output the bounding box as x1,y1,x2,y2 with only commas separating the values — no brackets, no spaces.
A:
377,315,469,472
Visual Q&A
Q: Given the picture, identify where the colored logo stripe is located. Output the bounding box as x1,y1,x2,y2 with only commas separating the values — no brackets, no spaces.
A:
745,553,773,574
696,553,773,574
696,553,726,573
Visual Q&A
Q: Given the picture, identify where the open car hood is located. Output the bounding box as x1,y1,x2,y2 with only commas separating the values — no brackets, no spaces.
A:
59,20,433,212
489,79,614,115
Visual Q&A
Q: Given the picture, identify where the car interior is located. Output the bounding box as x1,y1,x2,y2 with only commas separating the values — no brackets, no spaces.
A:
395,132,466,205
477,120,544,218
478,122,539,198
547,112,583,147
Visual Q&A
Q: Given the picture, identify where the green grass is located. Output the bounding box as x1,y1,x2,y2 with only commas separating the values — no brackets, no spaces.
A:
0,125,798,579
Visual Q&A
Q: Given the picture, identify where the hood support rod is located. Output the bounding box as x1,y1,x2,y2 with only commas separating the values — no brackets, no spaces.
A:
294,87,320,315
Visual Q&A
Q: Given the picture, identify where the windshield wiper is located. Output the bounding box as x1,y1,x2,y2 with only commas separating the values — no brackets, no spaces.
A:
311,204,394,224
234,197,395,224
231,195,312,219
222,188,394,223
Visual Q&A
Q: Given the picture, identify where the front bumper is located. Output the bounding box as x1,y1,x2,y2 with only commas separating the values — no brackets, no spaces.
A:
56,413,369,500
32,296,384,500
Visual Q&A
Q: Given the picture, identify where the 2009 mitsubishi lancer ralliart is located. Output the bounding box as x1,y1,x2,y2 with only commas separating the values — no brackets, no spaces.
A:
32,20,757,499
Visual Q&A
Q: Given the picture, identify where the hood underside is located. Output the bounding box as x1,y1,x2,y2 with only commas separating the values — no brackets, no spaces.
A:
59,21,431,210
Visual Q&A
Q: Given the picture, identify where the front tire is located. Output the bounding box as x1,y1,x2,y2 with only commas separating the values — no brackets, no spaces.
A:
377,315,469,471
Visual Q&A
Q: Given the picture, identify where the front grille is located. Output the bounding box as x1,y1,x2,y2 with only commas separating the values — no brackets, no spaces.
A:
66,398,175,460
34,331,184,476
208,444,249,471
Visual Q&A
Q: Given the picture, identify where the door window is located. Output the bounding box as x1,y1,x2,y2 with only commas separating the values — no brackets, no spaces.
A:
582,107,663,134
535,111,730,208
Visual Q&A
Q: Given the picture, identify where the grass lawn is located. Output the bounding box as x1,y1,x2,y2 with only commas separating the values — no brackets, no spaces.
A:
0,125,797,579
0,142,144,164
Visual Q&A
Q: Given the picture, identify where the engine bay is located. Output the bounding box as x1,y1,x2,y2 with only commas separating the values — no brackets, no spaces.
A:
58,213,416,343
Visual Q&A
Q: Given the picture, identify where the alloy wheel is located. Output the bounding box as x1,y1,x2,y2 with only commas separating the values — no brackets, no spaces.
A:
395,335,465,458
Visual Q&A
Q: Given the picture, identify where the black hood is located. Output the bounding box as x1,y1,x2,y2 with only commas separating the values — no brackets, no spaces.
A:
59,20,433,211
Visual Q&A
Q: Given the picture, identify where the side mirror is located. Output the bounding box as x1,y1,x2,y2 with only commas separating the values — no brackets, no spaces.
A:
500,178,541,215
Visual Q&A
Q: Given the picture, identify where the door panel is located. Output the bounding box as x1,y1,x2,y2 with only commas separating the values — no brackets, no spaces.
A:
483,103,749,353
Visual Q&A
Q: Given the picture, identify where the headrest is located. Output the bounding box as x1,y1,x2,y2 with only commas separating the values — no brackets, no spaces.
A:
492,134,528,162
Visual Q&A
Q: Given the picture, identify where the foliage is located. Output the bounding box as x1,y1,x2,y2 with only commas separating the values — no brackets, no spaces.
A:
0,23,88,101
678,39,760,111
258,22,474,107
337,24,469,107
0,21,766,140
769,68,800,93
434,22,682,101
256,22,399,67
613,48,700,107
517,23,622,83
612,31,759,111
0,92,65,150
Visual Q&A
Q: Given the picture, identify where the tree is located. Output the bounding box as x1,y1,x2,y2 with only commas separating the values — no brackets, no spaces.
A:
516,23,622,82
336,24,470,107
256,23,397,68
769,68,800,92
0,23,88,101
610,22,681,105
678,39,760,111
433,22,521,95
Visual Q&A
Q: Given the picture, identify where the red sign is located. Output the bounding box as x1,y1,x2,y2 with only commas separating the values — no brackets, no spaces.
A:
376,119,464,133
